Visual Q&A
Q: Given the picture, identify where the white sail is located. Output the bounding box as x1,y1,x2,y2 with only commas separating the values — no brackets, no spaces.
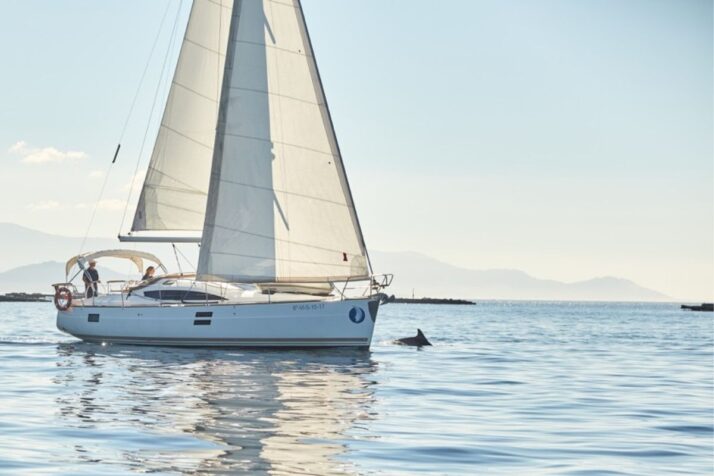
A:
197,0,369,283
131,0,233,233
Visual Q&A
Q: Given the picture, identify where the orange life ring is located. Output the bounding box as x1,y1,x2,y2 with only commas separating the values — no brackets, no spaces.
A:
54,287,72,311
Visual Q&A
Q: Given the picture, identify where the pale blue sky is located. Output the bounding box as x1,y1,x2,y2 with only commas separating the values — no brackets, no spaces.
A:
0,0,711,299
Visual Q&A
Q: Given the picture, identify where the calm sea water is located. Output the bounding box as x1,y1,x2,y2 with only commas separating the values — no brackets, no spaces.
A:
0,301,712,475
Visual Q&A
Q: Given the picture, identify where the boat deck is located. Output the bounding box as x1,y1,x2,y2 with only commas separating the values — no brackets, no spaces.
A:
71,291,336,308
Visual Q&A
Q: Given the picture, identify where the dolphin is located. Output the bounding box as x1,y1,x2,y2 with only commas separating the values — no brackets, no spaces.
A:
395,329,432,347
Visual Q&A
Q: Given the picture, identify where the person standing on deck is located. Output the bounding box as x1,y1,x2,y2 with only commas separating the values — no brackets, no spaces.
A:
83,260,99,298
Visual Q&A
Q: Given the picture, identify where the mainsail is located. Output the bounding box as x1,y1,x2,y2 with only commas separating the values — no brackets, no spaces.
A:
131,0,233,232
128,0,370,283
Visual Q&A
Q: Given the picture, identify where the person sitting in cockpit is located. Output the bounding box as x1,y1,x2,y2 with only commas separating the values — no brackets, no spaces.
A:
141,266,156,281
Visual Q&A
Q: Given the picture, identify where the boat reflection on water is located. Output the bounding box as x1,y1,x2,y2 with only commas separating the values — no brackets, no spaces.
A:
54,343,378,474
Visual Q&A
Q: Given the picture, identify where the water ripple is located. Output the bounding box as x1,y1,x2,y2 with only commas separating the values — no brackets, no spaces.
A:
0,301,711,475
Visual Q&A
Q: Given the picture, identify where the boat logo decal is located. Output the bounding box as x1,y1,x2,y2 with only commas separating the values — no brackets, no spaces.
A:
349,307,365,324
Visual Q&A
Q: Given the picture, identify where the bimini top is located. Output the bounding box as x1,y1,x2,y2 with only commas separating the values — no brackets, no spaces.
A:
65,249,167,279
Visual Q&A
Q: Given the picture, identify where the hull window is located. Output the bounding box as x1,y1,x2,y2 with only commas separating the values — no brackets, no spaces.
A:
143,290,225,301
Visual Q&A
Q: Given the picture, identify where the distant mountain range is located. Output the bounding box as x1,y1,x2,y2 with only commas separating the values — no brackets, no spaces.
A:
370,251,670,301
0,223,164,293
0,223,670,300
0,223,118,272
0,261,126,294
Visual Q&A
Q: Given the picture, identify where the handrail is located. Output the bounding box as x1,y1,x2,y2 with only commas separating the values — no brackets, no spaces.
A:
331,273,393,301
55,273,393,307
179,280,224,305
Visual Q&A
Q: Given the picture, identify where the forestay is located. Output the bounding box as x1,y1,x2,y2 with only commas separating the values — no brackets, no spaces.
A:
197,0,369,283
131,0,234,232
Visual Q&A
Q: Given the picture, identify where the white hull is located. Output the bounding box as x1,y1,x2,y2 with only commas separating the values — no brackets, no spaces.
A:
56,298,379,348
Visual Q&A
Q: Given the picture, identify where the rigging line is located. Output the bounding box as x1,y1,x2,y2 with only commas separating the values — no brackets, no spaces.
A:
77,1,174,254
119,0,186,234
172,244,183,275
78,164,112,254
175,243,197,272
117,0,174,146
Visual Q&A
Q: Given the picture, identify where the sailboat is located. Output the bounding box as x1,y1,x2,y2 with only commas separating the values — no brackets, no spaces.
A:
53,0,391,348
